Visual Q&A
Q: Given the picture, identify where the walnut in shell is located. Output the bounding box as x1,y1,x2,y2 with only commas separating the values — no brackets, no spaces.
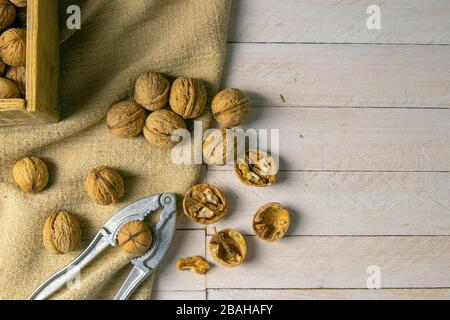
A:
134,72,170,111
212,88,251,128
86,166,124,206
43,211,81,255
0,77,20,98
203,128,236,166
5,66,25,96
253,203,290,242
177,256,211,275
0,0,16,31
235,150,277,187
106,100,146,138
169,77,207,119
118,221,152,257
183,184,227,225
143,109,187,149
0,28,26,66
9,0,27,7
12,156,49,193
209,228,247,268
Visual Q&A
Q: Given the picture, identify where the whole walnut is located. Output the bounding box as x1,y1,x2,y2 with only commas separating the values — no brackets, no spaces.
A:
86,166,125,206
9,0,27,8
118,221,152,257
0,77,20,98
143,109,187,149
203,128,237,166
5,66,25,96
106,100,146,138
0,28,26,66
12,156,49,193
0,0,16,31
43,211,81,255
212,88,251,128
134,72,170,111
169,77,207,119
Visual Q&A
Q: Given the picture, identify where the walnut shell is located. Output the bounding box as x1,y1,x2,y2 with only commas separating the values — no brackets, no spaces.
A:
203,128,237,166
235,150,277,187
106,100,146,138
209,228,247,268
134,72,170,111
86,166,124,206
183,184,227,225
169,77,207,119
9,0,27,8
212,88,251,128
0,28,26,66
12,156,49,193
177,256,211,275
253,203,290,242
43,211,81,255
143,109,187,149
118,221,152,257
4,66,25,96
0,0,16,31
0,76,20,98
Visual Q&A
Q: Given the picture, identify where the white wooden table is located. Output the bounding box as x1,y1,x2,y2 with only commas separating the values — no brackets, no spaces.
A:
152,0,450,300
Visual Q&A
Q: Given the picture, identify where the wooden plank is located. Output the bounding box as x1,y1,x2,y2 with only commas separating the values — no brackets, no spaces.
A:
206,171,450,236
229,0,450,44
152,291,206,300
208,289,450,300
205,236,450,289
208,108,450,172
223,44,450,108
152,230,205,291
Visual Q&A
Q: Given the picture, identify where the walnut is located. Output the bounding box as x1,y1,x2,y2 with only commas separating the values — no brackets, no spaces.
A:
183,184,227,225
5,66,25,96
43,211,81,255
235,150,277,187
9,0,27,8
203,128,237,166
0,77,19,98
134,72,170,111
177,256,211,275
212,88,251,128
12,156,49,193
118,221,152,257
85,166,125,206
0,28,26,66
169,77,207,119
209,228,247,268
253,203,290,242
106,100,146,138
143,109,187,149
0,0,16,31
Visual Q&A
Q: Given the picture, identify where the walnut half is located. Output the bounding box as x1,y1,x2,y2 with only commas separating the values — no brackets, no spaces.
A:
183,184,227,225
235,150,277,187
177,256,211,275
253,203,290,242
209,228,247,268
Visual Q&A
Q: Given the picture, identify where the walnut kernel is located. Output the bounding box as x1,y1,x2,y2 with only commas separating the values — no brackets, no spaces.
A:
253,203,290,242
169,77,207,119
212,88,251,128
183,184,227,225
176,256,211,275
12,156,49,193
134,72,170,111
118,221,152,257
143,109,187,149
209,228,247,268
107,100,146,138
43,211,81,255
86,166,124,206
235,150,277,187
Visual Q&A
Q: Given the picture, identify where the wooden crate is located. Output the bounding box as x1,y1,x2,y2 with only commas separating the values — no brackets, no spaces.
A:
0,0,59,126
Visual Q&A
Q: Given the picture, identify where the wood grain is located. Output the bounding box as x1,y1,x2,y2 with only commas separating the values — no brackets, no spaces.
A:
209,289,450,300
223,44,450,108
206,171,450,236
206,236,450,289
229,0,450,44
208,108,450,172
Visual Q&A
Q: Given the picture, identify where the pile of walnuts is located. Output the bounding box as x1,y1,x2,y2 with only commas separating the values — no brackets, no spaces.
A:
0,0,27,99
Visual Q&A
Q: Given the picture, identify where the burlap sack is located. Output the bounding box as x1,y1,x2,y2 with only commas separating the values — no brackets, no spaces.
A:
0,0,231,300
